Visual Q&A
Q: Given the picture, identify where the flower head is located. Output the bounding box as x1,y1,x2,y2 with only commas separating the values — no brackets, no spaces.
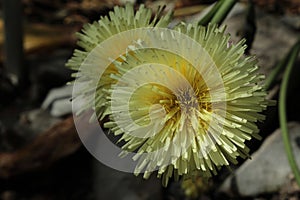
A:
67,4,172,118
104,23,268,186
68,4,270,187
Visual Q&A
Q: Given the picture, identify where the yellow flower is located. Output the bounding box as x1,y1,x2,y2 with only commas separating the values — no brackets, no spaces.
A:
104,24,269,186
67,4,270,187
66,4,172,118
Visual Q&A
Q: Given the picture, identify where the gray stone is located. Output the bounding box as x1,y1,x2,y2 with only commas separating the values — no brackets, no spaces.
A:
19,109,61,135
281,15,300,30
223,6,299,76
49,97,72,117
92,160,163,200
219,122,300,196
42,85,73,117
182,3,300,76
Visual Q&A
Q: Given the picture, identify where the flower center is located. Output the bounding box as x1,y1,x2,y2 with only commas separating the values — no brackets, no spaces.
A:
176,88,199,112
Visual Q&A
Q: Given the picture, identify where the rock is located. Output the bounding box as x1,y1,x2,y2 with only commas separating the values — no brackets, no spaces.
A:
281,14,300,30
219,122,300,197
19,109,61,135
250,12,299,75
0,109,62,152
50,97,72,117
184,3,300,76
278,174,300,200
223,5,299,76
92,160,163,200
41,85,73,117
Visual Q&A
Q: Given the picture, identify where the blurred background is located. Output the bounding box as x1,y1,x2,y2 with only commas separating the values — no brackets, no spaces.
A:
0,0,300,199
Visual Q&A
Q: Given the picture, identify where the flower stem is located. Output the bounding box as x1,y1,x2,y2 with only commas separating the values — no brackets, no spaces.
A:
279,38,300,187
210,0,237,25
198,1,223,26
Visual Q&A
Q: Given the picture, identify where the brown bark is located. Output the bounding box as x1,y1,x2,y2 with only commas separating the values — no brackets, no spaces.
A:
0,116,81,179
